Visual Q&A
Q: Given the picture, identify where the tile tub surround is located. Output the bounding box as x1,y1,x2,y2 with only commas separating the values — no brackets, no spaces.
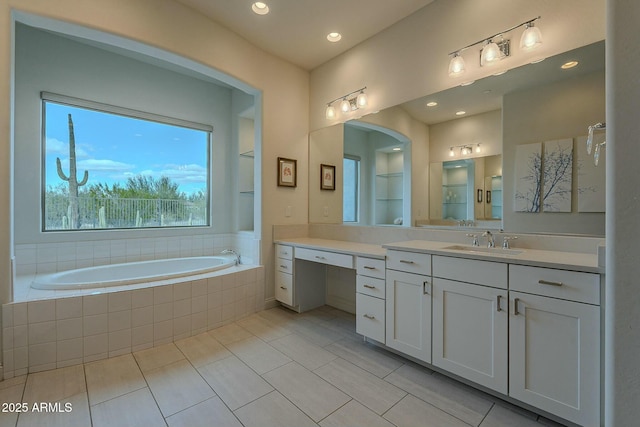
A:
1,265,264,379
13,232,260,277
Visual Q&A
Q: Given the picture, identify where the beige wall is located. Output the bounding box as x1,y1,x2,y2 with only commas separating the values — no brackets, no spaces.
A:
0,0,310,305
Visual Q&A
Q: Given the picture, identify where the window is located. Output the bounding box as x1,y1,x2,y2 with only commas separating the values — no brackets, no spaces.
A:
42,93,211,231
343,155,360,222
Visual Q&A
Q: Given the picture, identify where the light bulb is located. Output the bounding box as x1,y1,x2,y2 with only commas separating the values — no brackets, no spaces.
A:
481,40,501,66
586,126,594,154
340,99,351,114
325,105,336,120
448,53,466,77
449,147,455,157
356,91,368,108
520,23,542,51
475,144,481,153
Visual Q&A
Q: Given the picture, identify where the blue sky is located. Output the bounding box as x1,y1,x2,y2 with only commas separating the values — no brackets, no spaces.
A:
45,102,209,195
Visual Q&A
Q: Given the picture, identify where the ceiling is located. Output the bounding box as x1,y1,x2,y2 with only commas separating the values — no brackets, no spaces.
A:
176,0,435,70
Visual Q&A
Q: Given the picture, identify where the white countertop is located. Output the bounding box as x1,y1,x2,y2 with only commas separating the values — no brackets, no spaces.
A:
383,240,601,273
274,238,386,259
275,238,601,273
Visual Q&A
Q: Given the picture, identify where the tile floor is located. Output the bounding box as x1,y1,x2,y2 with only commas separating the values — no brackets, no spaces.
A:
0,306,569,427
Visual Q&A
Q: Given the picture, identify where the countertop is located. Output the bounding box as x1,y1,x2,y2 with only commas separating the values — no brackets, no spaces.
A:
275,238,602,273
383,240,602,273
274,238,386,259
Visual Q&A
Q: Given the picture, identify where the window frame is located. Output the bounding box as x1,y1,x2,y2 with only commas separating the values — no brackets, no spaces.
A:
41,92,213,232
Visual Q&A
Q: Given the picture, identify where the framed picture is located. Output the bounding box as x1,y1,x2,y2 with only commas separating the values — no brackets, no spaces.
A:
277,157,297,187
320,164,336,191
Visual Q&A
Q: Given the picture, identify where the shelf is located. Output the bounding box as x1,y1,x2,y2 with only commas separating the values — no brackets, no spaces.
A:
443,202,467,205
376,198,403,202
240,150,255,158
240,191,254,195
443,184,467,188
376,172,403,178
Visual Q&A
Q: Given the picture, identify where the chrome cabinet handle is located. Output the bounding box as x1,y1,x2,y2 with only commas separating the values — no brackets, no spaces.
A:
423,281,430,295
363,284,376,289
279,264,288,269
279,286,287,290
399,260,414,264
363,314,376,320
363,266,376,270
538,279,563,287
513,298,520,315
497,295,502,312
315,256,326,260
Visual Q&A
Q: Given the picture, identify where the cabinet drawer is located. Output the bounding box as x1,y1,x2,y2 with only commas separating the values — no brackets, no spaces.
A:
275,258,293,274
295,247,354,269
356,275,385,299
356,257,386,279
509,265,600,305
275,244,293,260
356,293,385,343
433,255,507,289
386,250,431,275
275,270,293,306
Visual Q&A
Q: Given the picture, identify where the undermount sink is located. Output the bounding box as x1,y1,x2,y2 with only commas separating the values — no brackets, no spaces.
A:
442,245,524,256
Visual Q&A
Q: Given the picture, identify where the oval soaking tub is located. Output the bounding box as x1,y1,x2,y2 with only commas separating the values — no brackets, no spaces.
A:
31,256,236,290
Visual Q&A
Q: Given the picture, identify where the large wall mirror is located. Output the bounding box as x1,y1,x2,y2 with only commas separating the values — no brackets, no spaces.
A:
309,40,605,236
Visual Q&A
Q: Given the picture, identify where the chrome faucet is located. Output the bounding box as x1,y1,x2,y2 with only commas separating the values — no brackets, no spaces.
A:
466,233,480,247
482,231,495,248
502,235,518,249
221,249,241,265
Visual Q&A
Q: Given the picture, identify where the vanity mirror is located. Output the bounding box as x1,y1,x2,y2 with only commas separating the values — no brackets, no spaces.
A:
309,40,605,236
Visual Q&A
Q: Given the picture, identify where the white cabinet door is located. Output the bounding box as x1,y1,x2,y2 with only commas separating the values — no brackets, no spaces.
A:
432,278,508,394
509,292,600,427
385,270,431,362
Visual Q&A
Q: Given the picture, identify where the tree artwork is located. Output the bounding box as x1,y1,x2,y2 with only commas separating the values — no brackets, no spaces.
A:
56,114,89,228
514,140,574,213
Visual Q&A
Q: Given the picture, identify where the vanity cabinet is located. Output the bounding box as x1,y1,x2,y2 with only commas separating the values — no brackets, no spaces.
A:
509,266,601,427
274,244,294,306
385,250,432,362
431,256,508,394
355,257,386,343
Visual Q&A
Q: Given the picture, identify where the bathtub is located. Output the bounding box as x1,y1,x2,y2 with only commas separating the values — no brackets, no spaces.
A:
31,256,236,290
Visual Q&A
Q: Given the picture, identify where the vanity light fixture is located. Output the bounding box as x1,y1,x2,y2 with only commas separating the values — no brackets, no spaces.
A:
449,144,476,157
251,2,269,15
448,16,541,77
325,87,368,119
586,122,606,166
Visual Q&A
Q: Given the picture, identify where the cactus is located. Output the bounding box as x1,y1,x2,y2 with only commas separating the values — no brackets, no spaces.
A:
135,210,142,227
56,114,89,229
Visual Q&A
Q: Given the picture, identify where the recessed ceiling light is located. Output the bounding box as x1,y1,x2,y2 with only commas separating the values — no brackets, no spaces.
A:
492,70,507,76
460,81,475,87
530,57,546,64
392,147,401,151
327,32,342,42
456,111,466,116
426,101,438,107
561,60,579,69
252,2,269,15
